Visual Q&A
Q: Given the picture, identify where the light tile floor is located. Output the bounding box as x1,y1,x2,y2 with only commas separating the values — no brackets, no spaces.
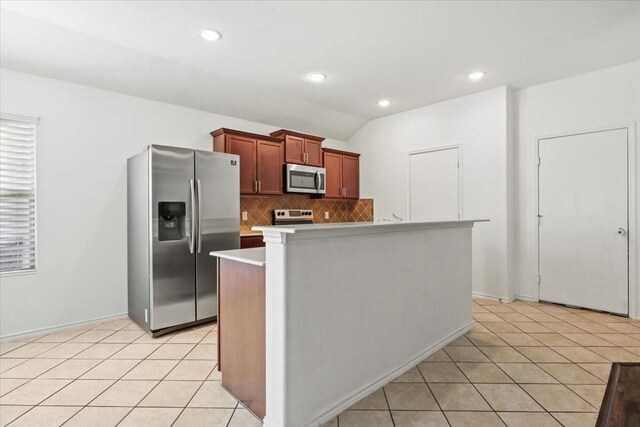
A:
1,298,639,426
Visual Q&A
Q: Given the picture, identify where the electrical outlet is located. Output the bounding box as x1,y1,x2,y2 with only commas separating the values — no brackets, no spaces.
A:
324,211,329,219
242,211,248,221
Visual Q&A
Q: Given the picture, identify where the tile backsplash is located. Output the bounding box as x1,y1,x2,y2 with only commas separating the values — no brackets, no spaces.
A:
240,195,374,232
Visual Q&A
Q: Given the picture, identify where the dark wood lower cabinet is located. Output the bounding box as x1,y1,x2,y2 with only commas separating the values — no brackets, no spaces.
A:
217,258,266,420
241,235,265,249
596,363,640,427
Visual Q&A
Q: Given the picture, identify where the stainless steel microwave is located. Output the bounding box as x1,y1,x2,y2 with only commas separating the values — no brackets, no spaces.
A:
285,164,326,194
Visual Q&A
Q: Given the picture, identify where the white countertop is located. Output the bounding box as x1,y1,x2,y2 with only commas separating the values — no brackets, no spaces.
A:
209,247,265,267
253,219,488,235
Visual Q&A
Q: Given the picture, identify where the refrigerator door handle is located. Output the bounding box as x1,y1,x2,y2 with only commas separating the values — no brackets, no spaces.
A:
189,178,196,254
196,179,202,253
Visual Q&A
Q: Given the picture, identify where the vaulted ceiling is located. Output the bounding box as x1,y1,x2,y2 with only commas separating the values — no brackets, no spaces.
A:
2,1,639,140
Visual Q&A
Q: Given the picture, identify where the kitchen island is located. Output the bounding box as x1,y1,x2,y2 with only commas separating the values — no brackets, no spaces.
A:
212,219,486,427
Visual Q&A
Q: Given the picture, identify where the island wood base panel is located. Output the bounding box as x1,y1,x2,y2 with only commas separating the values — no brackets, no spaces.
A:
218,258,266,419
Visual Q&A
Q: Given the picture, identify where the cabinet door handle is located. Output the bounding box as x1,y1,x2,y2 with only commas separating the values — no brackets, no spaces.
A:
254,181,258,193
258,180,262,192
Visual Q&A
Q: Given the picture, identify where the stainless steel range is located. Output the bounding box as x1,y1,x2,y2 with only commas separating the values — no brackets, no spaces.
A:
272,209,314,225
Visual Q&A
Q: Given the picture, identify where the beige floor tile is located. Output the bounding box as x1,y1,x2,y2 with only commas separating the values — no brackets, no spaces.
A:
495,333,542,346
474,313,504,322
418,362,468,383
0,358,63,379
338,410,394,427
481,322,521,333
188,380,238,408
457,362,512,383
42,379,114,406
133,333,172,344
550,412,598,427
227,408,262,426
184,344,217,360
509,322,553,333
0,358,29,375
573,322,616,334
513,346,570,363
627,347,640,356
173,408,234,427
117,407,181,427
0,342,27,356
319,417,337,427
470,322,491,333
39,359,101,379
466,333,508,347
122,359,178,380
34,329,86,343
0,379,71,405
165,360,215,380
100,330,145,344
81,359,140,380
486,305,516,313
521,384,596,412
603,322,640,333
595,333,640,346
201,332,218,344
528,333,577,347
35,342,93,359
64,406,131,427
348,388,388,410
429,383,491,411
538,363,603,384
478,347,529,363
167,330,208,344
497,412,561,427
0,378,29,396
475,384,543,412
122,322,146,332
422,349,452,362
89,380,157,406
392,410,449,427
445,411,505,427
539,322,585,334
110,343,160,359
70,330,116,343
587,346,640,362
72,343,126,359
92,319,132,331
208,365,222,381
139,380,201,407
2,343,59,358
550,346,609,363
496,363,557,384
578,363,612,381
562,333,614,347
148,343,196,360
496,313,533,323
6,405,81,427
444,346,491,362
567,384,607,407
0,405,32,426
448,336,473,346
551,313,591,323
522,313,560,322
391,366,424,382
384,383,438,410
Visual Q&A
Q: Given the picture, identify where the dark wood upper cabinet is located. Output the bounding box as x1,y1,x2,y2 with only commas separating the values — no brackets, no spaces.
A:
211,128,283,195
323,148,360,199
269,129,324,167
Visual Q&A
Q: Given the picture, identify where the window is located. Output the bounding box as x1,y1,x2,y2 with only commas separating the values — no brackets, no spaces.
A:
0,115,37,274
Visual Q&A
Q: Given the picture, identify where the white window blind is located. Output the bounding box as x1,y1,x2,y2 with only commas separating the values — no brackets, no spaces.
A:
0,115,37,274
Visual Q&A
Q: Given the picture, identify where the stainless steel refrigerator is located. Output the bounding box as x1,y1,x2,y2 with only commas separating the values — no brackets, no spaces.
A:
127,145,240,335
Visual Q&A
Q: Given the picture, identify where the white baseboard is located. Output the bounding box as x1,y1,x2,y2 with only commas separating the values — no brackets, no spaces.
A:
514,295,538,302
472,291,515,303
0,312,128,343
279,321,473,427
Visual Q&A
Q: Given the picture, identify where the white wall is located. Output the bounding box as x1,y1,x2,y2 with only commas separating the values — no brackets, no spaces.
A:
0,69,348,339
348,87,513,300
513,61,640,317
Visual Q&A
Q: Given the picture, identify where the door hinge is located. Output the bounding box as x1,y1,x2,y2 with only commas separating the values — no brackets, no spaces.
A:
537,214,543,225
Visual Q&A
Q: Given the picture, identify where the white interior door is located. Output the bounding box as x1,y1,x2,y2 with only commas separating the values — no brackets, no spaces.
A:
409,147,460,221
538,128,628,315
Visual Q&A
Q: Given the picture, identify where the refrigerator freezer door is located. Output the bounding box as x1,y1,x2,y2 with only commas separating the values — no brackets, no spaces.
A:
151,145,197,330
195,150,240,320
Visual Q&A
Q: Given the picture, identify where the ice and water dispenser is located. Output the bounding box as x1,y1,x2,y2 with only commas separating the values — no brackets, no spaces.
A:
158,202,186,241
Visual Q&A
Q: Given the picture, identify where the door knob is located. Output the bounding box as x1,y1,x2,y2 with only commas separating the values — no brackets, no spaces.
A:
617,228,626,235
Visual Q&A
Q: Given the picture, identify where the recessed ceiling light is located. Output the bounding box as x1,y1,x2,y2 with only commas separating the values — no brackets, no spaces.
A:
308,73,327,82
468,71,485,81
200,29,222,41
377,99,391,108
